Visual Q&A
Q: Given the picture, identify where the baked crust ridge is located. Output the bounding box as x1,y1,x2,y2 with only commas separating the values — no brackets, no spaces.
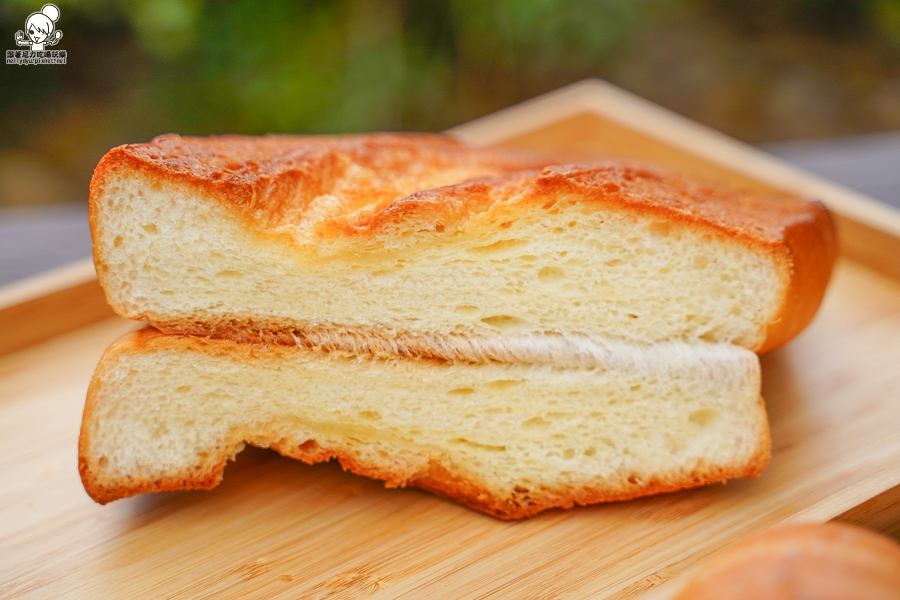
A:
81,431,770,520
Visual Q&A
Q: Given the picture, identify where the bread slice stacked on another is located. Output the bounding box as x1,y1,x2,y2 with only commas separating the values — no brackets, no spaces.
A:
80,133,837,519
83,330,766,519
89,134,833,352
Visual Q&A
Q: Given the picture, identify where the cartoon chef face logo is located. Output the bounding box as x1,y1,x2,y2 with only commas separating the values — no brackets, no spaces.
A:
15,4,63,51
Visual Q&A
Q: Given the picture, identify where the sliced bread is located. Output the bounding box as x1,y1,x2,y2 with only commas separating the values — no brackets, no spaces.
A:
89,134,836,353
80,329,768,519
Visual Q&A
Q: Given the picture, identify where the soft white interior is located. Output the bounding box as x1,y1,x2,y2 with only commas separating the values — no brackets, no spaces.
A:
95,174,784,348
86,337,765,496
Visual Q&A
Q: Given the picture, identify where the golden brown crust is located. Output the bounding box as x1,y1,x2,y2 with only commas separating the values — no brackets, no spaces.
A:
79,329,770,519
90,137,836,353
759,203,837,353
410,443,769,520
89,133,543,231
81,426,768,519
675,523,900,599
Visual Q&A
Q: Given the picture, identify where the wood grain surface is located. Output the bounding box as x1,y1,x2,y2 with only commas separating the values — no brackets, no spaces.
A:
3,80,900,599
0,259,114,356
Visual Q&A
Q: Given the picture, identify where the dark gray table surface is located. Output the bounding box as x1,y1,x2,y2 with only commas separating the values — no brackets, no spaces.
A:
1,202,92,287
2,132,900,288
761,131,900,210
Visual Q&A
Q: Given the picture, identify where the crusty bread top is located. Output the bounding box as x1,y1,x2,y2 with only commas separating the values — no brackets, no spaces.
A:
93,134,828,243
91,133,544,233
90,134,837,353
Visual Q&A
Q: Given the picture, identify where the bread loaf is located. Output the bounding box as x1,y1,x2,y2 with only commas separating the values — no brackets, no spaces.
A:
80,329,768,519
89,134,836,353
674,523,900,600
80,133,837,517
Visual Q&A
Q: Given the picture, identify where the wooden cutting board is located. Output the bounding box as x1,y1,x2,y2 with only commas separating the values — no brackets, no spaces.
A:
3,80,900,599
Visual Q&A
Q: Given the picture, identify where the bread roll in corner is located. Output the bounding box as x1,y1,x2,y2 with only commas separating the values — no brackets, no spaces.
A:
675,522,900,600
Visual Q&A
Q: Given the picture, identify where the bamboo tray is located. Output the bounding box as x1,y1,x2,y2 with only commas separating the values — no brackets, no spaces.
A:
3,80,900,599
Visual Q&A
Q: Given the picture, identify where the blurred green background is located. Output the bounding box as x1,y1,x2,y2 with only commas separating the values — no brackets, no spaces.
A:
4,0,900,207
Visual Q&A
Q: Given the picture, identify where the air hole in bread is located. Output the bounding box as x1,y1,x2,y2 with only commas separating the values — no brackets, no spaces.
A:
448,387,474,395
215,270,242,278
142,223,159,234
450,438,506,452
454,305,479,315
485,379,523,390
113,236,123,248
359,410,381,421
690,409,720,427
648,220,671,237
467,239,525,254
523,417,550,429
481,315,530,330
537,266,565,283
299,440,319,453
